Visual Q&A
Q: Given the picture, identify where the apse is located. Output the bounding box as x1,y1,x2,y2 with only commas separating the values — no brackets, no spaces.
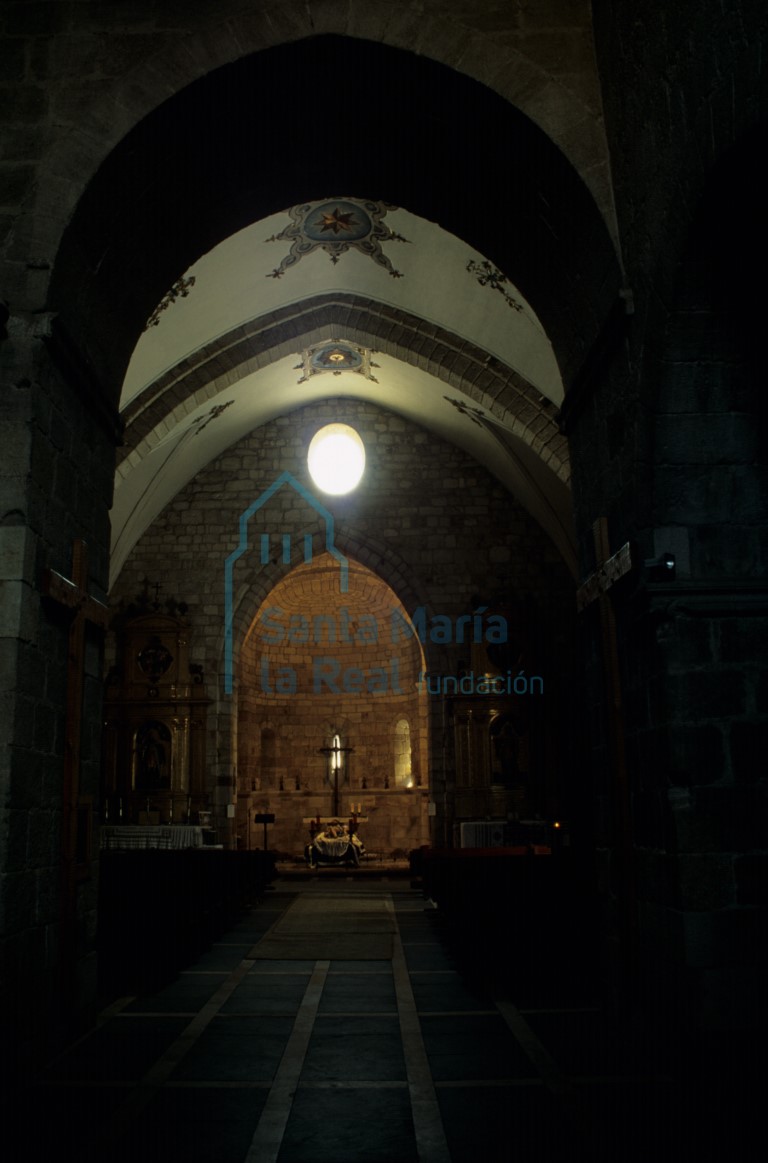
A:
236,553,430,858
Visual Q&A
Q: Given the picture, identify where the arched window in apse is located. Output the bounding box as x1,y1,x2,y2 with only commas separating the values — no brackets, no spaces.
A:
260,728,276,787
394,720,412,787
330,733,344,780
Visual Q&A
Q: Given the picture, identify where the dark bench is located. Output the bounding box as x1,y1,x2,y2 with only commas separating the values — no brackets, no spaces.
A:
417,847,598,995
98,848,276,993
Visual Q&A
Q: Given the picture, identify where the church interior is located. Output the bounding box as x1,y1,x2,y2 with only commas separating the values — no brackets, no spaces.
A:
1,2,766,1158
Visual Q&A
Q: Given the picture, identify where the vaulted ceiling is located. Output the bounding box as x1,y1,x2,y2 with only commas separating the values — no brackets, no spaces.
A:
47,35,620,587
111,201,574,581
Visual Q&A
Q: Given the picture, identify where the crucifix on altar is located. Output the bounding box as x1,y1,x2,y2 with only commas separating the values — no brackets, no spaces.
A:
319,734,354,817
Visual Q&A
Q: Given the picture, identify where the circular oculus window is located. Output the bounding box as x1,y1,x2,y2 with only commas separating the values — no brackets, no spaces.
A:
307,424,365,495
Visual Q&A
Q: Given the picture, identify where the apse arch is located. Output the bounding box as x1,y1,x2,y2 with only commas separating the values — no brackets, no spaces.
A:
222,469,350,694
223,537,434,696
49,34,621,402
235,550,431,855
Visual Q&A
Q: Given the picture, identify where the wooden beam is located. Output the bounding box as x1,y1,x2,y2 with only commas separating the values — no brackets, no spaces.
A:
576,539,632,612
578,519,636,1001
42,540,109,1001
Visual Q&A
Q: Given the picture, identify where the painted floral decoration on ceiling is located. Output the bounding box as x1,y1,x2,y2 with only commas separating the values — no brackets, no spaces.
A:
143,275,196,330
444,396,486,426
295,340,379,384
266,199,409,279
466,259,524,313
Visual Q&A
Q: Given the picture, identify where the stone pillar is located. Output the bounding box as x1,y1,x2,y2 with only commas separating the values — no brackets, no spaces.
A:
1,318,115,1078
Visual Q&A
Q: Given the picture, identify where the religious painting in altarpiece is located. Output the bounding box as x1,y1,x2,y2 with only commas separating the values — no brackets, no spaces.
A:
102,610,210,825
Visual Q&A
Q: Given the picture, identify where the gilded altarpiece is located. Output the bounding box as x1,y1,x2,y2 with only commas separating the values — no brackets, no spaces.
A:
102,612,210,823
452,701,529,820
449,613,539,829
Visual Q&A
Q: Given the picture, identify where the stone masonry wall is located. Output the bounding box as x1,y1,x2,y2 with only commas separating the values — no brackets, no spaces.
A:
110,398,577,849
1,326,114,1078
572,1,768,1044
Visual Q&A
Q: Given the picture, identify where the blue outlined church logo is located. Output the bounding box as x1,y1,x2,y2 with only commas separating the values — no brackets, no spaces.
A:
224,472,542,700
223,471,348,694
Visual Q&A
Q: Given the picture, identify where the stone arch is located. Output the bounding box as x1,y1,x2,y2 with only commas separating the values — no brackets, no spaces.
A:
225,536,435,691
118,295,569,483
111,295,576,583
46,34,620,401
14,2,613,315
234,548,430,852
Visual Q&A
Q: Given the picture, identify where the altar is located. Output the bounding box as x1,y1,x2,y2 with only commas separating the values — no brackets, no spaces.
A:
304,816,367,868
100,825,205,850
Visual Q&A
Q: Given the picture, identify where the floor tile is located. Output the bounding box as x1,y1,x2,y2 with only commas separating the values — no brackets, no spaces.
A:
169,1016,295,1082
279,1087,417,1163
15,884,721,1163
329,960,392,973
220,978,309,1015
247,960,315,975
302,1016,406,1082
319,972,397,1014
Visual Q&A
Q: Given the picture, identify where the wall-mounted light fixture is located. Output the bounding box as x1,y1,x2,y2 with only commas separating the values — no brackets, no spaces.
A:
643,552,676,581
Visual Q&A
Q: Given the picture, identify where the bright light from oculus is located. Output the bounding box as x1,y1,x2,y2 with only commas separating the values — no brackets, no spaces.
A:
307,424,365,495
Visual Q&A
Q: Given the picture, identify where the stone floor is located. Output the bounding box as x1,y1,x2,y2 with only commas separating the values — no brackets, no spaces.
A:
9,876,753,1162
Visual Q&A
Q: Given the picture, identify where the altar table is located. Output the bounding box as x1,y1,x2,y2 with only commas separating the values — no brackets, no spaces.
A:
306,826,365,868
100,825,205,850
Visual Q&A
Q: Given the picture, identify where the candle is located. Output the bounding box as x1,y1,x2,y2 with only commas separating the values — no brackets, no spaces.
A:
119,797,123,818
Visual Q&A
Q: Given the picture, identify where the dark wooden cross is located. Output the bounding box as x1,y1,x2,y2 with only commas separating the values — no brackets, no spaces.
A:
576,518,636,994
43,540,109,991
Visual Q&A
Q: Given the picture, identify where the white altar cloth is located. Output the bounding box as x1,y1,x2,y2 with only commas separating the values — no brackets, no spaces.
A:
100,825,205,850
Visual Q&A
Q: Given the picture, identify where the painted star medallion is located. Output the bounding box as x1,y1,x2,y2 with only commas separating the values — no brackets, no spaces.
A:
266,198,408,278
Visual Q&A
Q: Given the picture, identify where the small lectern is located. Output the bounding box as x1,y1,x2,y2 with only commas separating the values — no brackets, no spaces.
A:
254,812,276,851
